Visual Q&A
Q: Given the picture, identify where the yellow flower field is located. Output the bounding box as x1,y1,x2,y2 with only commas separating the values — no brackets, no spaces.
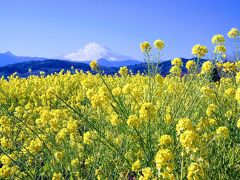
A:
0,28,240,180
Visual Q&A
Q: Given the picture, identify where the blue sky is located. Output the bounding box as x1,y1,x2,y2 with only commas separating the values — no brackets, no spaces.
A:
0,0,239,60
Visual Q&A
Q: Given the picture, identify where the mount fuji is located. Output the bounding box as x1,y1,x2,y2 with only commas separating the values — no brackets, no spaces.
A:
59,42,142,67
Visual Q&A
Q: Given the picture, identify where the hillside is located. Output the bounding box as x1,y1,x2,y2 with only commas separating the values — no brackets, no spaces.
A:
0,58,206,78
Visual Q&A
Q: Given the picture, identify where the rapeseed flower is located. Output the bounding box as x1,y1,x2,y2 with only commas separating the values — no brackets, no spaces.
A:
0,165,11,178
139,167,153,180
170,65,182,76
54,151,64,161
214,45,226,53
110,114,120,126
187,163,204,180
171,58,183,66
28,139,43,153
127,115,141,128
176,118,194,134
71,158,79,167
52,172,62,180
159,135,173,146
131,159,141,171
237,119,240,129
139,102,156,121
227,28,239,38
154,39,165,50
201,61,213,74
164,114,173,124
192,44,208,57
223,62,236,72
0,155,12,166
83,131,96,145
186,60,196,71
236,72,240,84
180,130,199,152
140,41,151,52
216,126,229,139
212,34,225,44
119,66,128,76
223,88,235,99
155,149,173,168
206,103,217,117
90,60,98,70
236,88,240,103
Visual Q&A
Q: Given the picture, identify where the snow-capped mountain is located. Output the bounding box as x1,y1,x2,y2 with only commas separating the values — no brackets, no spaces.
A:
0,43,141,67
62,42,135,61
59,42,142,67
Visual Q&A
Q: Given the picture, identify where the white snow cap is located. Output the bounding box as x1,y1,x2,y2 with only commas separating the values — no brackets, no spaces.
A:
64,42,134,61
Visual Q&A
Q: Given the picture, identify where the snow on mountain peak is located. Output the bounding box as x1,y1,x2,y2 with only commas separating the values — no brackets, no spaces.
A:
3,51,15,56
63,42,134,61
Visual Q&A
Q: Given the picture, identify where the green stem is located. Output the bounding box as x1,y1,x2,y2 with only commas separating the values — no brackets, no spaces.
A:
180,151,184,180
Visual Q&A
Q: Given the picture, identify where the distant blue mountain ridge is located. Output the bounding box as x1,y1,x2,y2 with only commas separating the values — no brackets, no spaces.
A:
0,51,206,77
0,51,47,66
85,58,143,67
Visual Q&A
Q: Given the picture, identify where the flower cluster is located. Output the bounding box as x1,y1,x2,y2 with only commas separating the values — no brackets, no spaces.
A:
227,28,240,38
192,44,208,57
0,28,239,179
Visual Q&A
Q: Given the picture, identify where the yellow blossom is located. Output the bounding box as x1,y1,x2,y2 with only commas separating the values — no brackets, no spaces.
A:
155,149,173,168
223,62,236,72
119,66,128,76
132,159,141,171
212,34,225,44
186,60,196,71
180,130,199,152
83,131,96,145
236,88,240,103
140,41,151,52
223,88,235,99
0,137,13,149
237,119,240,128
90,60,98,70
0,165,11,178
52,172,62,180
170,66,182,76
216,126,229,139
110,114,120,126
236,72,240,84
214,45,226,54
28,139,43,154
227,28,239,38
187,163,204,180
54,151,64,161
176,118,194,134
171,58,183,67
201,61,213,74
71,158,79,167
127,115,141,128
67,119,78,133
0,155,12,166
192,44,208,57
164,114,173,124
112,87,122,96
139,167,153,180
159,135,173,146
206,103,217,117
139,102,156,121
154,39,165,50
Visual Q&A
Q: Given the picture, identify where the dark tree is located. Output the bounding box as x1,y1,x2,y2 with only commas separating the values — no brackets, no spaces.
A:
210,67,221,82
